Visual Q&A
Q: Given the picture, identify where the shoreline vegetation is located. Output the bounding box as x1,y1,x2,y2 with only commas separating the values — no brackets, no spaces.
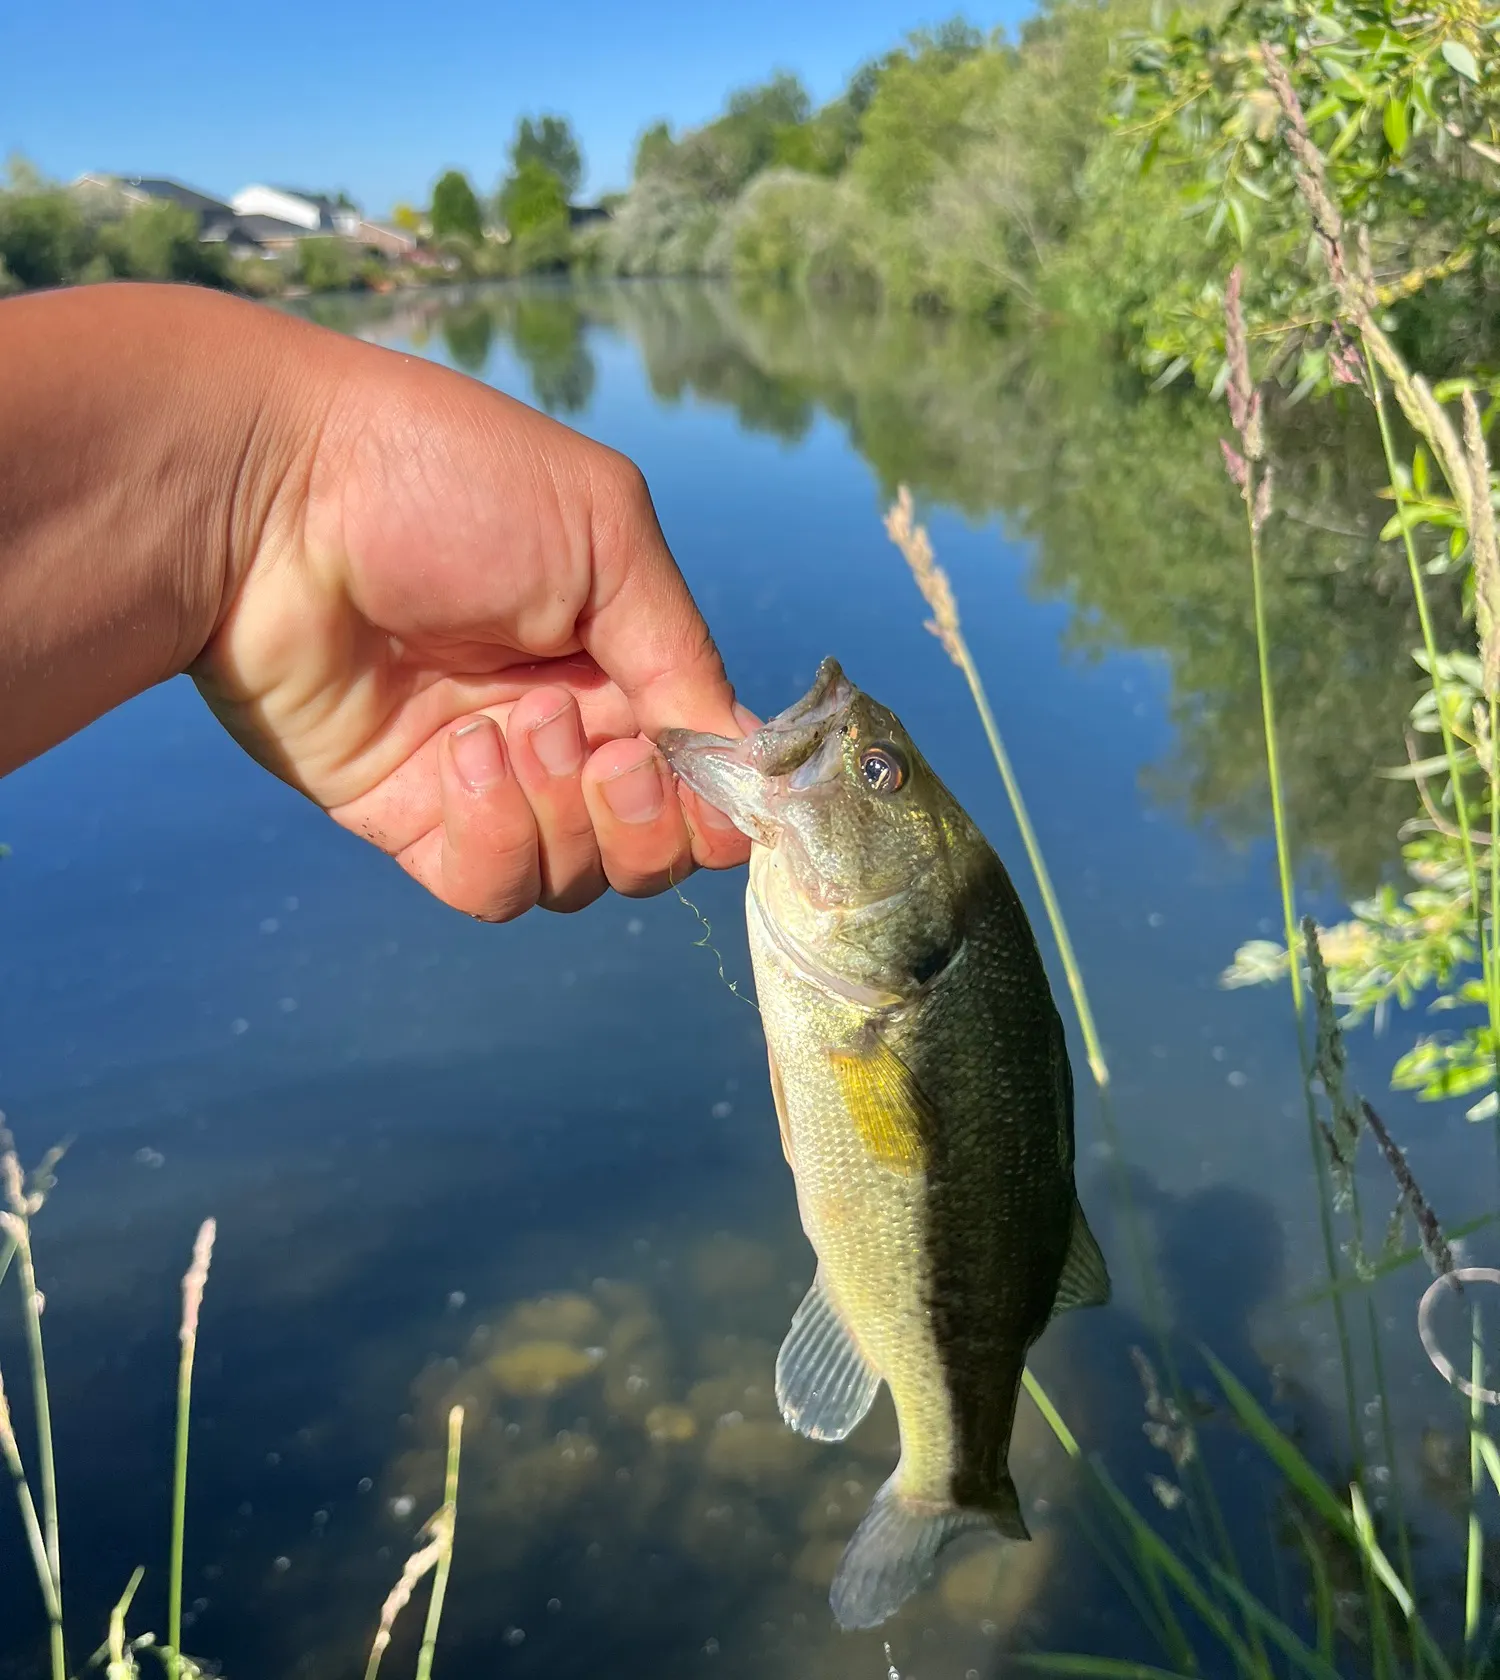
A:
2,3,1494,396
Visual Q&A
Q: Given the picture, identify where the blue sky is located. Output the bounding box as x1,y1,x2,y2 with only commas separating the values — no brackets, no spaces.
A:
4,0,1029,216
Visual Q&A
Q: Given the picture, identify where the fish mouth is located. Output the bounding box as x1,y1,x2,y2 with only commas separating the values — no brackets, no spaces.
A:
659,656,854,845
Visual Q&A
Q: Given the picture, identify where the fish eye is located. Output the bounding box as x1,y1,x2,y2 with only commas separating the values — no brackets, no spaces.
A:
858,742,907,795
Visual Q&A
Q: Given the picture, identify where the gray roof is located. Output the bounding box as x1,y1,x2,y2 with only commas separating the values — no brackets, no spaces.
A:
118,176,231,217
204,212,311,243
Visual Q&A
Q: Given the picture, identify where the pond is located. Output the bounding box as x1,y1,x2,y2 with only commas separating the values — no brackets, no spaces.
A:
0,279,1489,1677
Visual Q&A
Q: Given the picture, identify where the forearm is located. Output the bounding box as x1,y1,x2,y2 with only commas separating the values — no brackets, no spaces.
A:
0,282,313,774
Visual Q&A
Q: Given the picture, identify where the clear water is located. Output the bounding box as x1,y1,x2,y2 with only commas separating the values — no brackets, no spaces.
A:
0,281,1491,1677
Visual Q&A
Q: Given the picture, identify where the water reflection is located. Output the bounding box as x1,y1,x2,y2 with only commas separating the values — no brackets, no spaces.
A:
354,279,1460,897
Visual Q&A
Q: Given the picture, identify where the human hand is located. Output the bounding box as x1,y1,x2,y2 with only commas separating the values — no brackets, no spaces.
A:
190,298,752,919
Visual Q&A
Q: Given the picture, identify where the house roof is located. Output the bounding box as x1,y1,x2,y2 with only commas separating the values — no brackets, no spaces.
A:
117,176,231,216
217,212,314,242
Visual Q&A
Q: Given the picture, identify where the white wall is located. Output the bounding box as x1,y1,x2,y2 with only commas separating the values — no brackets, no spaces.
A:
231,185,322,230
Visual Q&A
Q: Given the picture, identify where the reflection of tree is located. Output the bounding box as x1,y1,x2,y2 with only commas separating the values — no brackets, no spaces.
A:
510,291,596,415
313,280,1456,897
440,302,495,374
582,282,1457,894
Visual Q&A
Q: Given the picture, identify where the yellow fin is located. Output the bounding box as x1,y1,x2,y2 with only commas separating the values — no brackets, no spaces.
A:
828,1036,933,1173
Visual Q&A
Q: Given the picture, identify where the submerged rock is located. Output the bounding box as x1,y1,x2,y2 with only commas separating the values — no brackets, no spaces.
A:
940,1523,1059,1629
487,1340,603,1397
497,1292,605,1346
644,1403,698,1443
703,1416,814,1486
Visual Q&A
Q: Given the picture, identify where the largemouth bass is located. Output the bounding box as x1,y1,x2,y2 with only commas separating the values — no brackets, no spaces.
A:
661,657,1109,1631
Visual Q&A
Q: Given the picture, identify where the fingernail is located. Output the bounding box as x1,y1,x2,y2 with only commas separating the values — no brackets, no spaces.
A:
529,704,585,778
733,703,762,737
601,753,665,824
450,717,507,791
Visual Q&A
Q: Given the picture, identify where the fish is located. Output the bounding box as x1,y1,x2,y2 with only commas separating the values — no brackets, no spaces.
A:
660,656,1109,1631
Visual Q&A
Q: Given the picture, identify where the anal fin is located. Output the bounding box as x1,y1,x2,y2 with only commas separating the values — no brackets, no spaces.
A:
1051,1200,1111,1317
777,1269,881,1441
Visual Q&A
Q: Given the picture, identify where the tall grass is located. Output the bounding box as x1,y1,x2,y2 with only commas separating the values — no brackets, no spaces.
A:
0,1124,464,1678
882,274,1499,1667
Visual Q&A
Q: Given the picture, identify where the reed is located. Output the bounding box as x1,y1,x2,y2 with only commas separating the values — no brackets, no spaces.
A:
885,487,1109,1088
366,1404,465,1680
167,1218,215,1680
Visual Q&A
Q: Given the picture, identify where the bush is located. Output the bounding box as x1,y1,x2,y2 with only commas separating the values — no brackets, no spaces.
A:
0,189,95,288
295,236,365,293
508,218,574,275
97,202,228,285
595,177,721,277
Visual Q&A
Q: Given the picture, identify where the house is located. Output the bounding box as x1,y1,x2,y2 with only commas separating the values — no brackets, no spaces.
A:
354,220,418,260
72,174,232,230
200,211,306,258
230,185,360,237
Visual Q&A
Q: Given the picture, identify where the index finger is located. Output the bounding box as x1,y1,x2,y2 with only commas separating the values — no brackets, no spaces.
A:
578,451,745,744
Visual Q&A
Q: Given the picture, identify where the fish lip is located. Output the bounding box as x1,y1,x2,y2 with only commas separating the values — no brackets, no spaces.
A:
658,657,855,841
745,657,854,776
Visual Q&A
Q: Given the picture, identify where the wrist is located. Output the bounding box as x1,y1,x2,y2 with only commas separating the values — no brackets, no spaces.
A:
0,282,328,771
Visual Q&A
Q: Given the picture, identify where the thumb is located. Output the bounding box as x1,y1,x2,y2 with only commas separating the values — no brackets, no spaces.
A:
578,455,745,742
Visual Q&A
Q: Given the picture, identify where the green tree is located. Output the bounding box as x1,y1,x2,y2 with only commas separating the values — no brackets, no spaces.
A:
510,115,583,199
429,170,484,243
852,30,1007,213
99,202,227,285
633,121,676,182
1117,0,1500,388
498,158,569,237
0,189,93,288
657,72,815,201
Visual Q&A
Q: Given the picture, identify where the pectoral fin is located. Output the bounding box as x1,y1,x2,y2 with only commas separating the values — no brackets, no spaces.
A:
777,1269,881,1441
1051,1200,1111,1316
828,1035,933,1174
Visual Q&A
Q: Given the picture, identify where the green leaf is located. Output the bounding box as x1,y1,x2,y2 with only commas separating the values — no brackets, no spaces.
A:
1477,1433,1500,1500
1383,96,1408,155
1204,1351,1355,1538
1442,40,1481,82
1204,1562,1346,1680
1327,107,1366,162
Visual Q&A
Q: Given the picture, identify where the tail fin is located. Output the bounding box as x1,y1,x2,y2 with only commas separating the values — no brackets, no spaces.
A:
829,1473,1028,1631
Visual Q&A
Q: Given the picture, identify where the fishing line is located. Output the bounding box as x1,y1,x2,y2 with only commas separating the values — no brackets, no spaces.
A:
667,864,758,1013
1419,1267,1500,1404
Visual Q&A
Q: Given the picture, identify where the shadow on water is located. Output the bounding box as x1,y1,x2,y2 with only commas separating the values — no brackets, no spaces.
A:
0,1044,1327,1679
